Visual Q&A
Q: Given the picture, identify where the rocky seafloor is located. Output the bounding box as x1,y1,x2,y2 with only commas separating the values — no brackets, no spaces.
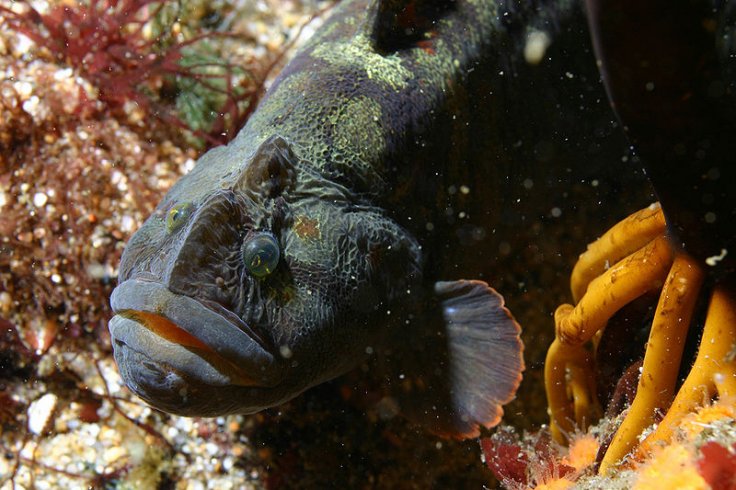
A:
1,0,735,488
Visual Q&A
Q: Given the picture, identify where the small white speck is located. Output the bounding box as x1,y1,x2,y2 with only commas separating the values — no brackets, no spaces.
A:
524,30,551,65
120,215,136,233
279,345,293,359
111,170,128,191
14,33,34,55
706,248,728,267
0,292,11,309
86,262,106,279
14,80,33,98
205,442,219,456
21,95,40,116
53,67,74,81
33,192,48,207
181,158,196,174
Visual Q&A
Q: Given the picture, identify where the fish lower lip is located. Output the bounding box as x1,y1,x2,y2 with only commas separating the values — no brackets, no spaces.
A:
109,314,250,388
110,279,277,385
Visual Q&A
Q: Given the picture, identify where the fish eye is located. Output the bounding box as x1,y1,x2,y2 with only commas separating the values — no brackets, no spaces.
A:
242,233,280,278
166,203,194,233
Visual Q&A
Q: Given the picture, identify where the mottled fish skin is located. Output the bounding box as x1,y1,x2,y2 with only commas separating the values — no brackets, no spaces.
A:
109,0,583,434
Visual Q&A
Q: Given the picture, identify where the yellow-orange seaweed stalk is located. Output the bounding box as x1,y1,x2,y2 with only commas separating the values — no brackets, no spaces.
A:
570,204,667,303
545,202,736,474
545,204,673,443
599,252,705,472
635,283,736,458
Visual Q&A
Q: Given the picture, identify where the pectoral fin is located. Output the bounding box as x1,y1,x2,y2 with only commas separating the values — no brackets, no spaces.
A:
388,280,524,439
435,280,524,437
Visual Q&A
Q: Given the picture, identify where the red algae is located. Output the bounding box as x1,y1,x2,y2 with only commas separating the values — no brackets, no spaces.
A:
0,0,275,146
483,398,736,489
697,442,736,490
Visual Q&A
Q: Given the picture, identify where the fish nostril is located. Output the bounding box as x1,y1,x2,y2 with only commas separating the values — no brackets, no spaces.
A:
142,360,159,372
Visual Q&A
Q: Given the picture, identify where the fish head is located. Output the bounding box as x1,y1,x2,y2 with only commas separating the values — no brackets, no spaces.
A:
109,135,421,416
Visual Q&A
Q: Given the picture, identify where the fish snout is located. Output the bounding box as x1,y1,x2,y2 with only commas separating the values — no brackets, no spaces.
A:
108,279,286,414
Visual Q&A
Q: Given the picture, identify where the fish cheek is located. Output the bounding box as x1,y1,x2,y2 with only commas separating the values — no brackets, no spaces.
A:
292,210,419,322
347,211,423,304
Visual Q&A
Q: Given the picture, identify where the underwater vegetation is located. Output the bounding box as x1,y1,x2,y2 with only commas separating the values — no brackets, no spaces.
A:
1,0,734,488
0,0,290,146
544,0,736,481
482,397,736,489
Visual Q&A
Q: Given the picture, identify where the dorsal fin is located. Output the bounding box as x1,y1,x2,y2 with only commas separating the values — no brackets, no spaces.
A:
369,0,456,53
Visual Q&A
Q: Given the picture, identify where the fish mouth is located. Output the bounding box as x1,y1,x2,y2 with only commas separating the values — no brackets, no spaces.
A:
109,279,278,394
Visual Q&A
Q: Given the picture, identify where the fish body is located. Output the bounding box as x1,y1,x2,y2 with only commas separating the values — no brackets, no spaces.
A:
109,0,600,436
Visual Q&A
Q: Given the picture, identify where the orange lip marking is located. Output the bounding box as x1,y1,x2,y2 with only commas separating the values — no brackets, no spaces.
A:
120,310,261,387
129,310,212,352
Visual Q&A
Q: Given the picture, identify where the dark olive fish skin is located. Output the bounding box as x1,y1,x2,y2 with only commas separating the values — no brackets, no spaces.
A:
107,0,620,436
112,134,421,416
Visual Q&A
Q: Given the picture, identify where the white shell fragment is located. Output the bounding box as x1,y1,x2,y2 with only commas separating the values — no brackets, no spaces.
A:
27,393,58,435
